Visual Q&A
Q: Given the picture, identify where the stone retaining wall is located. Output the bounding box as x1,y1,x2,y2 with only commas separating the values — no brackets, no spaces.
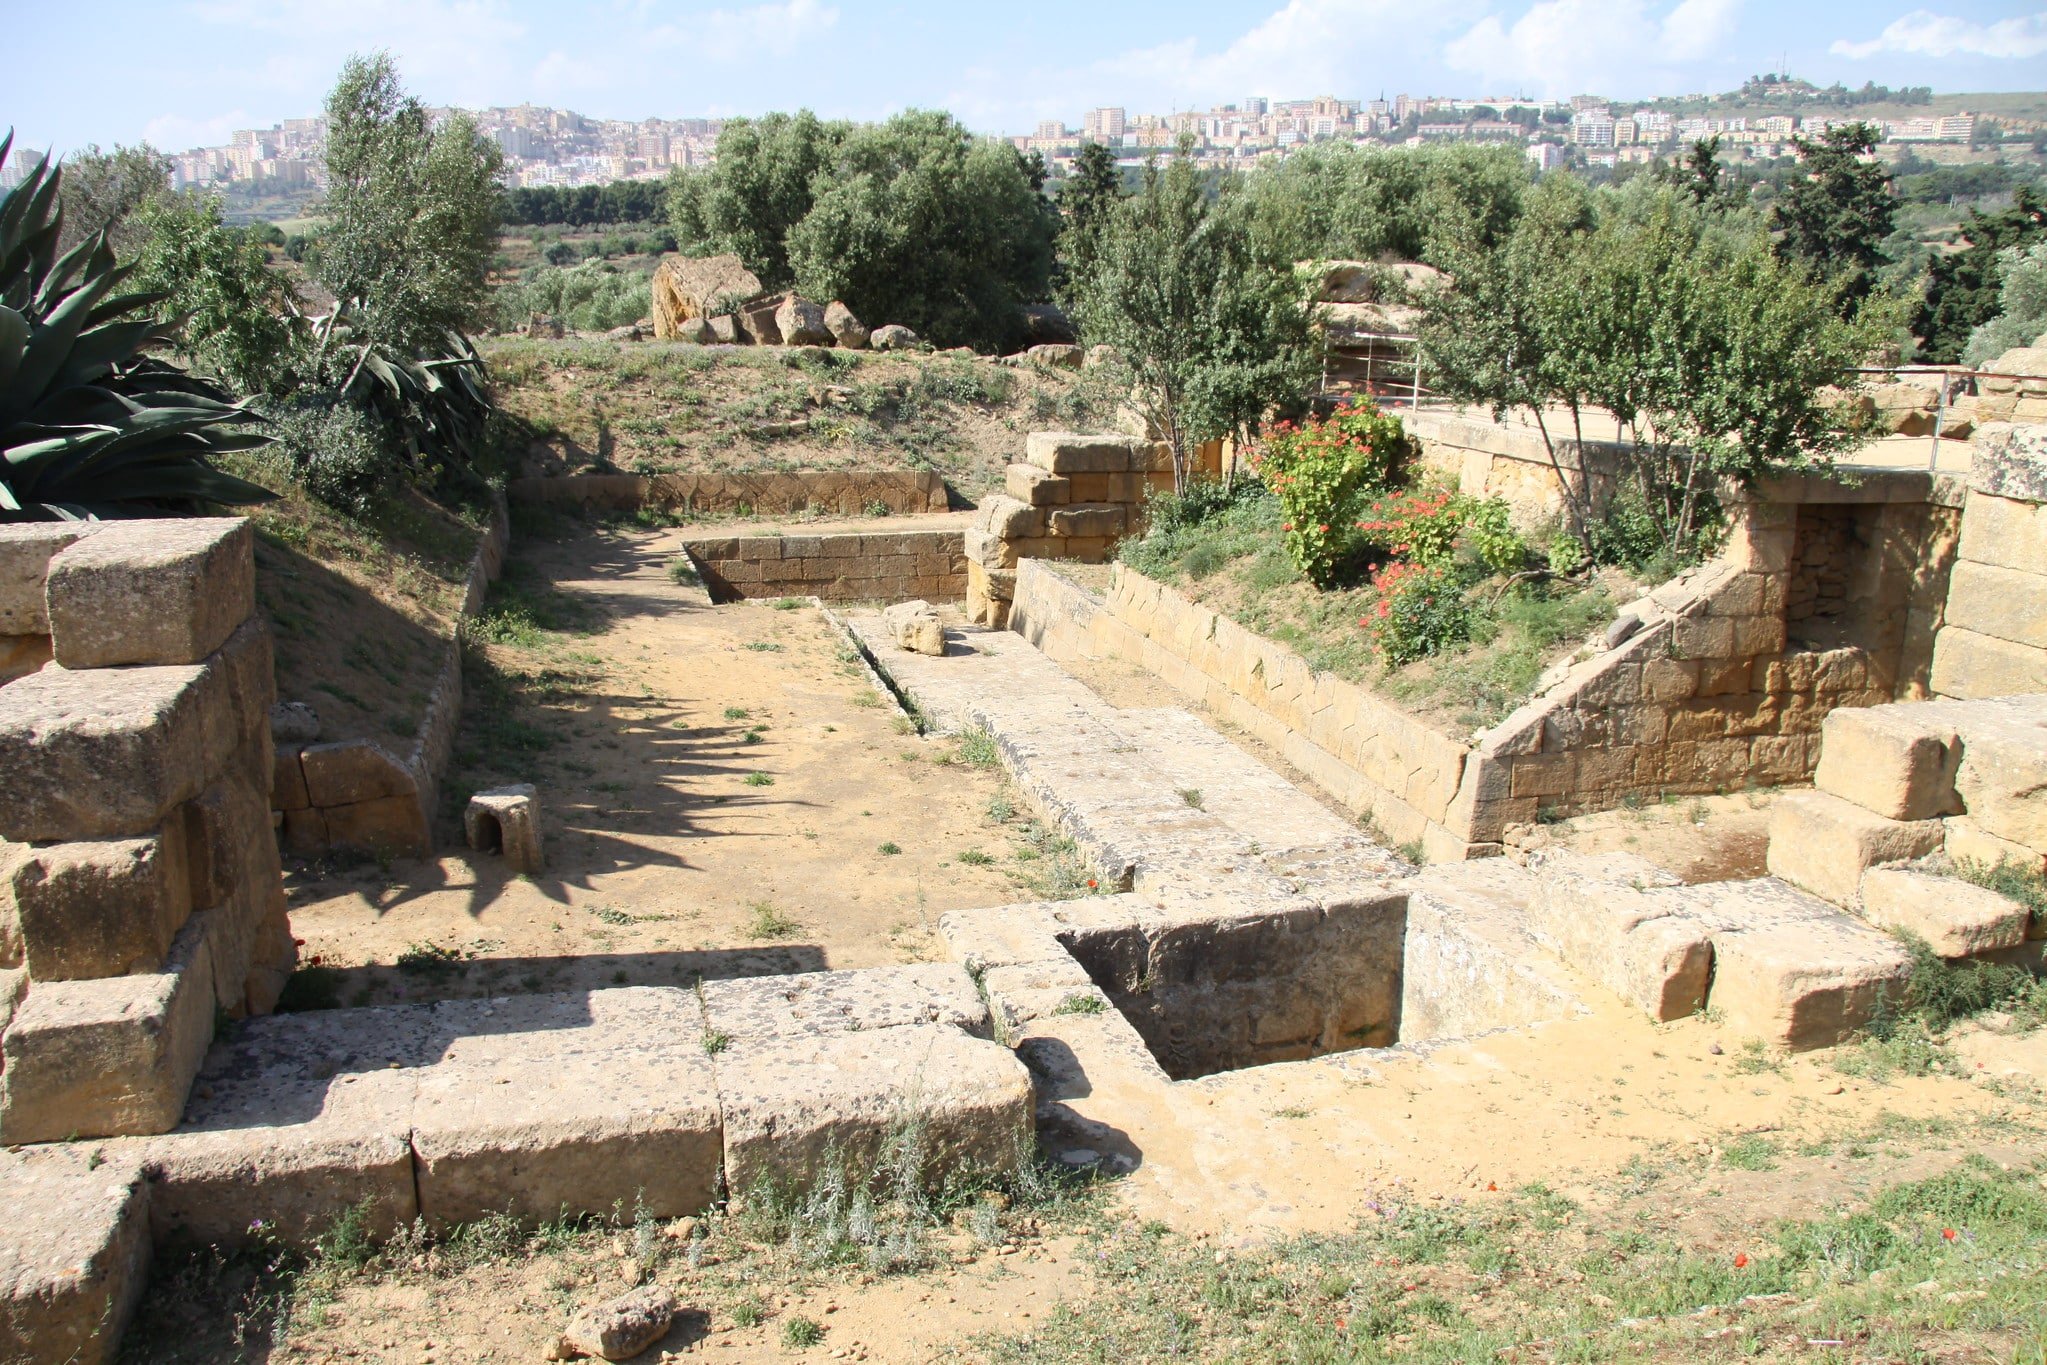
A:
682,530,966,603
273,494,511,860
1014,468,1964,859
1931,423,2047,699
0,519,293,1144
508,469,949,517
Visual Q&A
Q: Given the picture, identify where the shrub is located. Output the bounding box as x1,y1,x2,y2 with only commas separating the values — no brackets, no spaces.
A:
1251,400,1409,586
1356,489,1525,575
266,402,391,517
1362,561,1473,666
494,261,651,333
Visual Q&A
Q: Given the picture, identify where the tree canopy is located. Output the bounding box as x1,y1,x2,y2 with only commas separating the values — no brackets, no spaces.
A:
1770,122,1894,313
1240,141,1530,266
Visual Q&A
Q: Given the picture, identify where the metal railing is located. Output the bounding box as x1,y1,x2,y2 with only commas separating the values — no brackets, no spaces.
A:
1850,365,2040,470
1320,330,1435,409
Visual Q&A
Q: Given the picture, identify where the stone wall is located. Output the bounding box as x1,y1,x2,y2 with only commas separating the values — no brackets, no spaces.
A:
1931,424,2047,699
682,530,966,603
273,494,511,860
1013,466,1965,859
964,432,1175,628
1406,409,1634,531
508,469,950,517
0,519,293,1143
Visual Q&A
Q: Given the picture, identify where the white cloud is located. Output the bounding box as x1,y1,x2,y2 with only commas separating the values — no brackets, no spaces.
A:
647,0,840,63
184,0,529,105
1444,0,1742,95
142,110,254,152
1830,9,2047,60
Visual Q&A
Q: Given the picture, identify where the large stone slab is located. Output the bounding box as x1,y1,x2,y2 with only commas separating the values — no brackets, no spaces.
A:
0,524,95,635
1859,867,2031,958
0,661,232,842
1521,851,1712,1021
1948,698,2047,853
0,1146,150,1365
1812,705,1961,822
714,1025,1031,1197
0,915,217,1142
5,830,192,982
46,518,253,668
1024,432,1146,475
143,1005,430,1247
1765,790,1945,907
698,964,989,1041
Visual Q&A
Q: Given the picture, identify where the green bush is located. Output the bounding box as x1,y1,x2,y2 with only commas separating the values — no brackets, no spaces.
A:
1361,561,1473,666
1356,488,1525,574
265,402,391,517
1250,400,1408,586
494,261,651,333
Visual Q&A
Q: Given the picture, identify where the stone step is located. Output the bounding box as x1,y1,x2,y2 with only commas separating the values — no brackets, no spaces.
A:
0,1146,150,1365
134,966,1025,1250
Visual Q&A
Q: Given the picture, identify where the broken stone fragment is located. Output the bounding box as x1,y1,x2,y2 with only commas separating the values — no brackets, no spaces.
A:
555,1285,677,1361
881,599,946,656
464,784,545,875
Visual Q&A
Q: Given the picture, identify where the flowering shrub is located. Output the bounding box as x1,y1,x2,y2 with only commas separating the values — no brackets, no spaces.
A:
1356,489,1527,574
1250,399,1408,586
1360,561,1473,666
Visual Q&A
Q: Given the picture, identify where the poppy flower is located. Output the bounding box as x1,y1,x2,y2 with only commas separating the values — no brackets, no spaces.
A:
1942,1228,1957,1242
1733,1252,1749,1269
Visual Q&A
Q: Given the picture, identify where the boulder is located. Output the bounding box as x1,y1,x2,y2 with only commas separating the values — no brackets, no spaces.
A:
882,600,946,657
602,323,644,342
1021,302,1077,345
735,294,785,346
649,254,761,339
675,317,714,344
775,295,833,347
1083,344,1122,370
824,300,869,349
557,1286,677,1361
870,324,920,352
1027,343,1083,370
705,314,739,344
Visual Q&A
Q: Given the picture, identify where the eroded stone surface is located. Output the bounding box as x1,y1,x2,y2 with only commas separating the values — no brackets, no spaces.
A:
1765,790,1946,907
1812,705,1961,822
46,518,253,669
464,784,544,876
1860,866,2031,957
698,963,989,1040
0,1145,150,1365
5,831,192,982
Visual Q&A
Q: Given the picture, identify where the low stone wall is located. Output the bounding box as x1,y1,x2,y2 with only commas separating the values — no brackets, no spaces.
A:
1406,409,1634,531
1931,424,2047,699
508,469,950,517
0,519,292,1144
1014,471,1963,860
273,495,511,860
682,530,966,603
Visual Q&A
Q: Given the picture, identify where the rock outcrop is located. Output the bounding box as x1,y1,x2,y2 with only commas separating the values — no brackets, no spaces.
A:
775,295,832,347
870,324,920,352
649,255,762,340
825,300,869,349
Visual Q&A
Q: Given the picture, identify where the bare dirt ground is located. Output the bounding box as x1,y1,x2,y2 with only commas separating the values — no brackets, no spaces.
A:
281,524,1071,1010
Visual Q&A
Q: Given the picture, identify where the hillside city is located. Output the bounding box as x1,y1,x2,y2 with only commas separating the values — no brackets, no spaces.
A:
8,81,2028,198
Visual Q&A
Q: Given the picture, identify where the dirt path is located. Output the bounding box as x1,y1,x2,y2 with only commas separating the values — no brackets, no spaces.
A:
283,525,1055,1009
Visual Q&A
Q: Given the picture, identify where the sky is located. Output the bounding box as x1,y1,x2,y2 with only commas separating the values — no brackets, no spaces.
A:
7,0,2046,156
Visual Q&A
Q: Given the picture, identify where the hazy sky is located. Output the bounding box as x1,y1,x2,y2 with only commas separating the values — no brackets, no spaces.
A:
8,0,2045,155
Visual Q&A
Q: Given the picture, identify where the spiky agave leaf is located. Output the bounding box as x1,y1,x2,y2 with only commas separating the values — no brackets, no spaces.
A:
0,129,273,521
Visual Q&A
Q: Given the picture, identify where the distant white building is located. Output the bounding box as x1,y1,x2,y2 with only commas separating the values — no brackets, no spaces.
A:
1527,142,1564,171
1570,108,1616,148
1083,107,1127,140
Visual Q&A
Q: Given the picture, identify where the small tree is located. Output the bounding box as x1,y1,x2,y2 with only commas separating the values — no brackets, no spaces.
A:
1057,140,1122,287
668,110,845,288
1915,187,2047,363
128,194,300,396
315,52,504,358
1066,146,1317,490
57,143,173,254
1962,243,2047,365
1771,122,1894,314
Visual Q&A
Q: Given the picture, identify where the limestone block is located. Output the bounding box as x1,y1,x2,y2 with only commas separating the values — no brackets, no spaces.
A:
699,963,989,1041
1944,815,2047,875
962,527,1017,571
298,739,419,808
1006,463,1071,507
1024,432,1146,474
0,914,216,1142
1683,879,1911,1050
0,662,229,842
241,887,297,1017
881,600,947,658
1066,472,1142,504
1859,867,2030,957
412,1045,723,1226
7,831,192,982
1765,790,1945,907
279,807,330,856
1046,504,1126,538
716,1024,1030,1196
0,632,51,685
143,1004,428,1246
321,793,429,857
0,1146,150,1365
182,774,271,910
46,518,253,668
1945,559,2047,651
465,784,546,875
1813,705,1961,821
1955,490,2047,577
1950,704,2047,852
0,523,94,634
272,746,311,810
1523,852,1708,1020
1969,422,2047,502
971,495,1043,540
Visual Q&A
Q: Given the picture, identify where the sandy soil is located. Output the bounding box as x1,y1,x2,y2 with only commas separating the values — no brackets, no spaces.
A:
282,525,1048,1009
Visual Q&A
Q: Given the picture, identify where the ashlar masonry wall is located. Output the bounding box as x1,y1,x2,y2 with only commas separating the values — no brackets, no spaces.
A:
0,519,293,1143
683,530,966,603
1931,423,2047,699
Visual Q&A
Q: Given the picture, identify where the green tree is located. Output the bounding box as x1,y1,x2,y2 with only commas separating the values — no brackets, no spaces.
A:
1963,243,2047,365
1242,140,1528,267
785,111,1058,352
1660,135,1734,208
1771,122,1894,311
1057,140,1123,286
1066,147,1318,489
128,194,299,396
1915,187,2047,363
56,143,173,254
668,111,846,287
314,52,504,356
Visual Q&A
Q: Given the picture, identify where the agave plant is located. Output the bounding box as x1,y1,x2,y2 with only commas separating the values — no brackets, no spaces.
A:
305,301,494,480
0,131,273,520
